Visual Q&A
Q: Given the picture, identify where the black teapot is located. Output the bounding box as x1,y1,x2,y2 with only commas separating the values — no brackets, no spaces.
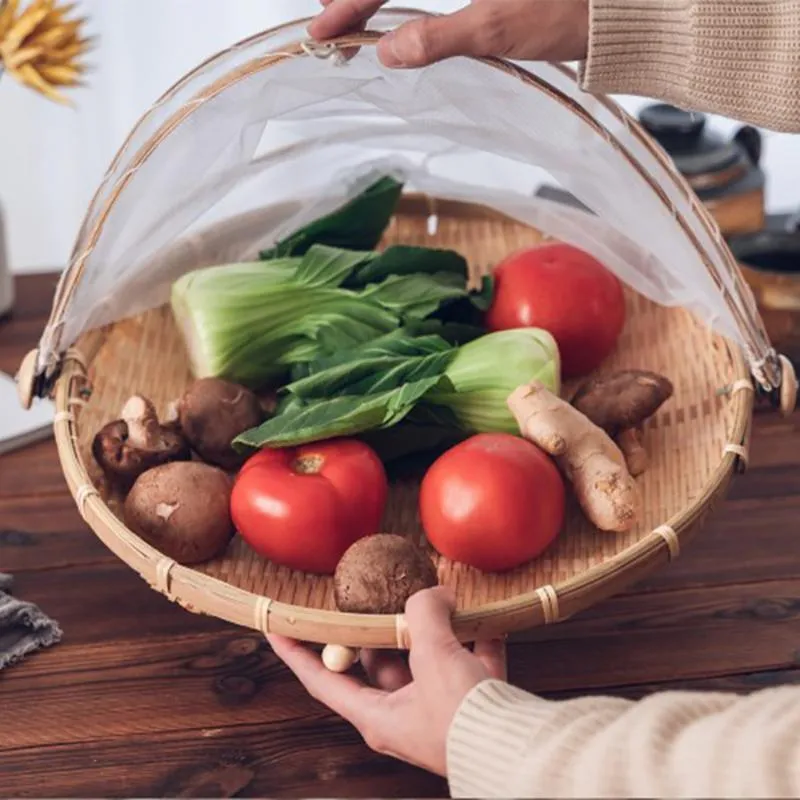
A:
638,103,766,236
728,215,800,362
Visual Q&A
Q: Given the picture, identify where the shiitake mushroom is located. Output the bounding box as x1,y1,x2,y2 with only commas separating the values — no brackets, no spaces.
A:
173,378,264,470
92,395,191,489
123,461,234,565
571,369,673,476
334,533,439,615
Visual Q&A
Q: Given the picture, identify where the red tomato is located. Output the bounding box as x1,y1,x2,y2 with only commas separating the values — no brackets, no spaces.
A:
419,433,565,572
485,243,626,379
231,439,388,574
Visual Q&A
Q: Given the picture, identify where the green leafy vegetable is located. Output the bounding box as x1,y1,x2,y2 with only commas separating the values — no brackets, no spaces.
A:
465,274,494,313
359,418,465,467
171,252,484,386
293,243,473,290
343,245,468,287
424,328,560,432
359,273,472,321
172,244,488,387
292,244,373,289
286,321,482,382
172,173,499,398
259,176,403,259
235,377,445,449
233,328,560,452
286,339,454,402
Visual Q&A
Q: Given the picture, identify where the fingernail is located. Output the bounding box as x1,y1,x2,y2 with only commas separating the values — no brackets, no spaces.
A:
378,31,406,68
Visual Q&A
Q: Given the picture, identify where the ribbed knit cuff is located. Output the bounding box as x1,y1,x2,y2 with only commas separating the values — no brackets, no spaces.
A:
579,0,693,103
579,0,800,133
446,679,554,798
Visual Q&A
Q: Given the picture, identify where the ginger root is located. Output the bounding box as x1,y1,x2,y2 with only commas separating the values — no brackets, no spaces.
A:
508,381,640,533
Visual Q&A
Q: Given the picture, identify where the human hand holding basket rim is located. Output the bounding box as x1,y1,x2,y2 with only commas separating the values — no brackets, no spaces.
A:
309,0,590,68
269,586,505,778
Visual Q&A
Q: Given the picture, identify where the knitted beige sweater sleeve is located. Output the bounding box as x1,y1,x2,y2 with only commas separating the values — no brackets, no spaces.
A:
447,679,800,797
580,0,800,132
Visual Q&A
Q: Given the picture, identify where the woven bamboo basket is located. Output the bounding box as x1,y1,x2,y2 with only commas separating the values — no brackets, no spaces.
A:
16,13,798,658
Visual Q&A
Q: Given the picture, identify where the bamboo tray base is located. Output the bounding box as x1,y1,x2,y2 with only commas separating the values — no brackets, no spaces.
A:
60,197,751,643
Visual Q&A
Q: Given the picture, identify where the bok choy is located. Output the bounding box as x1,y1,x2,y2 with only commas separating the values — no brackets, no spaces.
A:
259,175,404,259
171,243,490,387
233,327,560,452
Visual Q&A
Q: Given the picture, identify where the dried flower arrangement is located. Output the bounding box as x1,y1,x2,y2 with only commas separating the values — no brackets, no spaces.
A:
0,0,91,104
0,1,91,317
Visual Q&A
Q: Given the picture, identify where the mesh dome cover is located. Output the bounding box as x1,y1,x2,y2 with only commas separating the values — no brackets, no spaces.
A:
37,10,774,385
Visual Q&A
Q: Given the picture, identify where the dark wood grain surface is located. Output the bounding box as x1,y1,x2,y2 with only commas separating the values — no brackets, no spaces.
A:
2,274,800,798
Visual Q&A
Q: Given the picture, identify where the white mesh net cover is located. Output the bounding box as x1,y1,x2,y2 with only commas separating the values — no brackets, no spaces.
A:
37,10,776,387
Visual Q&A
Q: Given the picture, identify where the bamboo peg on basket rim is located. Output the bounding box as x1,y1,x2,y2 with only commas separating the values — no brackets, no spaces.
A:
779,355,797,415
322,644,359,673
16,348,38,410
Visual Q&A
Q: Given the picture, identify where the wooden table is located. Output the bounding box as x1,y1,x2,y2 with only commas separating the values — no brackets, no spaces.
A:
2,273,800,798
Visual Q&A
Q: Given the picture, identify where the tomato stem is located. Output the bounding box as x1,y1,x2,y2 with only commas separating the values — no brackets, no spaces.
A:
292,454,324,475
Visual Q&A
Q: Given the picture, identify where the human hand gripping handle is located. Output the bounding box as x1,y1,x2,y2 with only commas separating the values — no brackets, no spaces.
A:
308,0,589,68
267,586,506,777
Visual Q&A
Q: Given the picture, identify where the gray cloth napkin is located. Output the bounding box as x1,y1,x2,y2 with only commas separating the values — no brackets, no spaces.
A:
0,571,62,670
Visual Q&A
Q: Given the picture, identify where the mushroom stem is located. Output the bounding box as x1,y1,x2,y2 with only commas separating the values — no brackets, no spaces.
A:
121,395,163,451
617,427,648,477
164,400,180,426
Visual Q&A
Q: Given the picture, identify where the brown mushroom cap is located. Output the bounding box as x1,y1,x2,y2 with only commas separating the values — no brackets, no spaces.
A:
334,533,439,614
571,370,674,433
123,461,234,565
176,378,264,470
92,395,191,487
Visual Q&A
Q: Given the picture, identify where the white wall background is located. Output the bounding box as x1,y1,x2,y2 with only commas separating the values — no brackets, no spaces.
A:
1,0,799,274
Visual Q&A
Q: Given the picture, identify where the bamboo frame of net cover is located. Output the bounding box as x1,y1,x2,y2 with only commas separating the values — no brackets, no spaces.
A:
24,19,790,650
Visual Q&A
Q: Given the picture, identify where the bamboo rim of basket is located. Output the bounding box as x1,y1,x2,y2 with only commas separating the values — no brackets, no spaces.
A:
51,194,755,649
35,13,777,392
